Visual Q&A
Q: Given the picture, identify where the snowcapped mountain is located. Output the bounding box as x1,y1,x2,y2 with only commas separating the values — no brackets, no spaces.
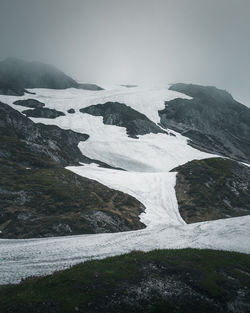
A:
0,60,250,286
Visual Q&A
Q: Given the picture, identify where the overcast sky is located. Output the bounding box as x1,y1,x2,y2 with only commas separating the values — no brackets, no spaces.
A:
0,0,250,106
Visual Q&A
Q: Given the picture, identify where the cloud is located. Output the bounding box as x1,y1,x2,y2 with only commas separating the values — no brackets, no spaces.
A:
0,0,249,106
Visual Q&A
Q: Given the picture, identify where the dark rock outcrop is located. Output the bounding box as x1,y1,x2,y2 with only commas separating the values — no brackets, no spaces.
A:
80,101,166,138
1,249,249,313
22,107,65,119
171,158,250,223
0,102,88,166
159,83,250,164
13,99,45,109
67,108,75,114
0,163,145,238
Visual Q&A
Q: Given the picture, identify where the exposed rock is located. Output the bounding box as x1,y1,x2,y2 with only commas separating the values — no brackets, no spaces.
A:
0,102,145,238
22,107,65,119
159,83,250,164
13,99,45,109
67,108,75,114
0,102,88,166
171,158,250,223
80,101,166,138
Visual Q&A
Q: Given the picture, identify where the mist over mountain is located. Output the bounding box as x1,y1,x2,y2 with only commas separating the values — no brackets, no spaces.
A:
0,0,250,311
0,58,102,96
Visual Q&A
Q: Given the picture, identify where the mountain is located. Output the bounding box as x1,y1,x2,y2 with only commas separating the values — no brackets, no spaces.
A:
0,58,103,95
1,80,250,239
1,74,250,312
0,103,145,238
159,83,250,164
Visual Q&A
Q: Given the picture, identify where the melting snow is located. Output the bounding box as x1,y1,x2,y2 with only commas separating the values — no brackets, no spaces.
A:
0,85,249,285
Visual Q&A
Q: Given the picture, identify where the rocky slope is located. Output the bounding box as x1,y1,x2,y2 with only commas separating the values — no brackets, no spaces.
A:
0,102,89,166
0,161,145,238
0,58,103,95
1,249,249,313
171,158,250,223
159,83,250,163
80,101,166,138
0,102,146,238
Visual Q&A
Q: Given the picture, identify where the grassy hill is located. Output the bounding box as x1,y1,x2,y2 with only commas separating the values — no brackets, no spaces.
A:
0,249,249,313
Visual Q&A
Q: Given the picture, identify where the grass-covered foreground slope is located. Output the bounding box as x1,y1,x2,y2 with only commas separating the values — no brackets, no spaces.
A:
172,158,250,223
0,249,249,313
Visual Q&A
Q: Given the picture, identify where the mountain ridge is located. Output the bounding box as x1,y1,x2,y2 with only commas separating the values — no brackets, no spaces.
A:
0,58,103,95
159,83,250,164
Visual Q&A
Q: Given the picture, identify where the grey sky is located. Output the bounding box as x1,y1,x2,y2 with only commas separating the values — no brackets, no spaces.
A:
0,0,250,106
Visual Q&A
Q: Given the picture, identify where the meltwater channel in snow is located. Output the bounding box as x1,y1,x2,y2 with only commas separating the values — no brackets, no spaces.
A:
0,85,250,285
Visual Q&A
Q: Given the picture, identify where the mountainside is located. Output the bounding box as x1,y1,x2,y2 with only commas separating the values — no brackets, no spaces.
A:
172,158,250,223
0,58,103,95
0,102,89,166
0,64,250,296
0,102,146,238
1,249,249,313
159,83,250,163
0,162,145,238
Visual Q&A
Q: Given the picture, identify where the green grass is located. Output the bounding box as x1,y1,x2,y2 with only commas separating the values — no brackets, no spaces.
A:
0,249,249,313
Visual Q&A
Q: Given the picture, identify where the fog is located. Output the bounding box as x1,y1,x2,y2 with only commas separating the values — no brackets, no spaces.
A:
0,0,250,106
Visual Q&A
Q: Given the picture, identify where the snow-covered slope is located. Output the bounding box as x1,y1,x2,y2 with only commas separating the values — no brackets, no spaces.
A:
0,85,216,172
67,164,185,227
1,214,250,284
0,85,191,123
0,84,249,285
